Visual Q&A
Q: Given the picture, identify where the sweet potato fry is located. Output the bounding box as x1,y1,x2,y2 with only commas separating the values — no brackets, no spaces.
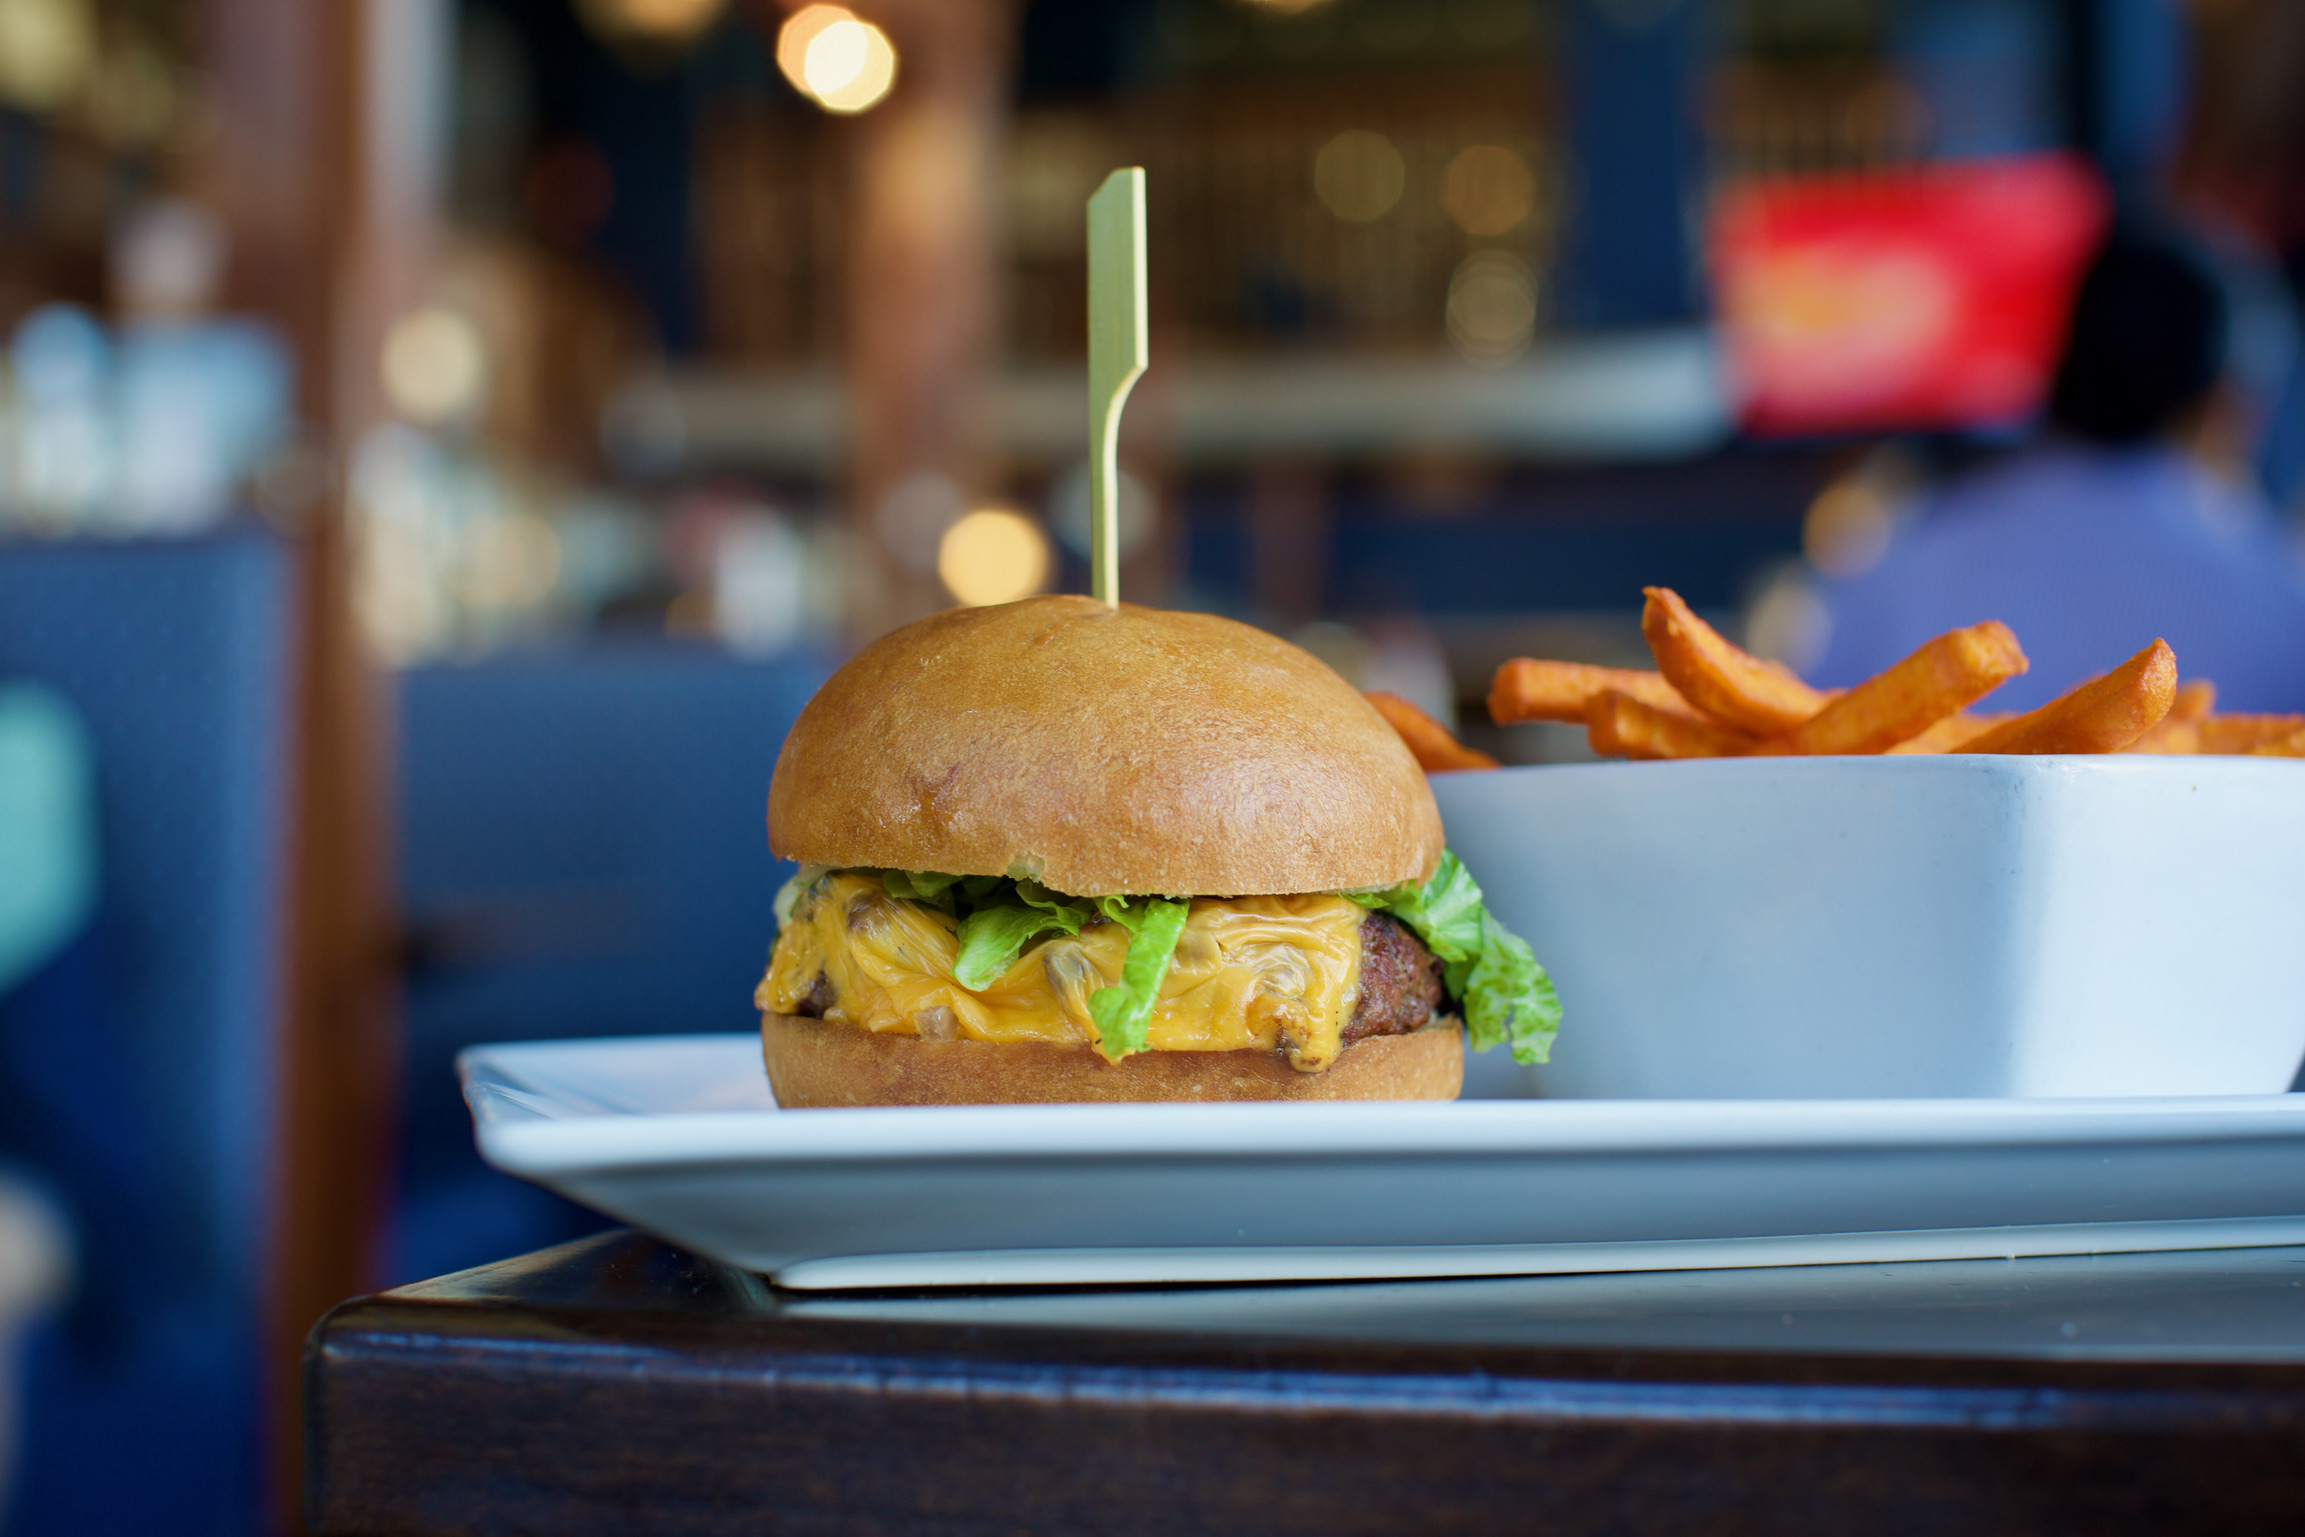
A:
1754,621,2026,756
2170,679,2217,723
2197,714,2305,753
2122,678,2214,751
1962,640,2178,754
1885,712,2015,754
2248,726,2305,758
2121,718,2202,754
1365,691,1500,773
1488,658,1698,725
1588,689,1756,761
1641,586,1828,734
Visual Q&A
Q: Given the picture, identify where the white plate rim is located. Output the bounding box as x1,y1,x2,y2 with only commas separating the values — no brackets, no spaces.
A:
461,1034,2305,1177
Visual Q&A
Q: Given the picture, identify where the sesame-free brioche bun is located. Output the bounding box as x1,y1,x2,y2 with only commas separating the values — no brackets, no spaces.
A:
762,1011,1464,1105
767,595,1444,897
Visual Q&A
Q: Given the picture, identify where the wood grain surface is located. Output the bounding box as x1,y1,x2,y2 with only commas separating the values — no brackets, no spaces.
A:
308,1230,2305,1535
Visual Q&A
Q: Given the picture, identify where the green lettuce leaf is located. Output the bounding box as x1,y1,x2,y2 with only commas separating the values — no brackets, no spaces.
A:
878,868,962,911
1377,851,1485,964
952,900,1089,990
1353,850,1559,1064
773,865,832,928
1462,916,1560,1064
1085,896,1190,1061
1016,880,1087,915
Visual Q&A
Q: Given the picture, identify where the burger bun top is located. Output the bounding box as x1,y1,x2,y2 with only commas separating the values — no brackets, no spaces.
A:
768,595,1446,897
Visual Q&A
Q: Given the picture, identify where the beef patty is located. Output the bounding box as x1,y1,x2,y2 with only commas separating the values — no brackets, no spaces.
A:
1342,911,1446,1043
792,909,1448,1043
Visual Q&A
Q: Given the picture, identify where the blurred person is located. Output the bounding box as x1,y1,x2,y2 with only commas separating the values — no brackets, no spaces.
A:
2176,0,2305,504
1813,227,2305,711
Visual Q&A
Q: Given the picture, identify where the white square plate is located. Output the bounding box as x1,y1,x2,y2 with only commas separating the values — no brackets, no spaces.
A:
463,1035,2305,1290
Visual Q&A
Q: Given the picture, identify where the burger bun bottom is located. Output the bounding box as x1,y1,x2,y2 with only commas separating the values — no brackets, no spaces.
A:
761,1013,1464,1106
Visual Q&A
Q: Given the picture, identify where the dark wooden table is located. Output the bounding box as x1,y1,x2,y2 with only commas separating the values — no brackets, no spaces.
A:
307,1230,2305,1534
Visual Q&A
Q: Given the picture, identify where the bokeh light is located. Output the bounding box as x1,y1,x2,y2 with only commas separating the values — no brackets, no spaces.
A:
1313,130,1405,223
776,5,844,84
382,309,487,425
0,0,95,114
805,19,896,113
777,5,898,115
1445,250,1537,365
711,511,810,657
1442,145,1535,237
875,471,965,573
607,0,723,37
1804,475,1896,578
1744,565,1833,675
112,201,224,320
350,425,455,664
457,510,563,611
937,507,1050,607
576,0,727,47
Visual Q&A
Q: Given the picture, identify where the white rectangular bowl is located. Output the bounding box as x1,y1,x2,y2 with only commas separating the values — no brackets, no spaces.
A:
1432,755,2305,1099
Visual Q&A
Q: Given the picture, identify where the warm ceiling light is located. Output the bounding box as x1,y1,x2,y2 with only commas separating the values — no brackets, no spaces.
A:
775,4,843,81
806,19,895,113
937,507,1049,607
777,4,897,115
615,0,724,35
576,0,726,46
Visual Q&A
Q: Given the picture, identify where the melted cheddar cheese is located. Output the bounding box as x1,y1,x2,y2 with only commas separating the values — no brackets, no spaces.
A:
757,872,1370,1070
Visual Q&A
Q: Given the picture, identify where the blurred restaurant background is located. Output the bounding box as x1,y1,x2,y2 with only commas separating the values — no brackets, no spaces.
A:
4,0,2305,1530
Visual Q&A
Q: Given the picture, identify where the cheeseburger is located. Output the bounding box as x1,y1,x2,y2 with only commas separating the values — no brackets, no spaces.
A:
756,595,1557,1105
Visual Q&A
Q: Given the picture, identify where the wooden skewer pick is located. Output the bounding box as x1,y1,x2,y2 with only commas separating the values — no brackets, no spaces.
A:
1087,167,1147,609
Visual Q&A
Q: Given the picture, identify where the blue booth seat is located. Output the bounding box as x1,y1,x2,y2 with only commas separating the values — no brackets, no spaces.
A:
390,643,829,1283
0,531,293,1537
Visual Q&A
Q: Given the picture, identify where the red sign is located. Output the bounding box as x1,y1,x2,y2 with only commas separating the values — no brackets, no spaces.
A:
1712,155,2110,435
